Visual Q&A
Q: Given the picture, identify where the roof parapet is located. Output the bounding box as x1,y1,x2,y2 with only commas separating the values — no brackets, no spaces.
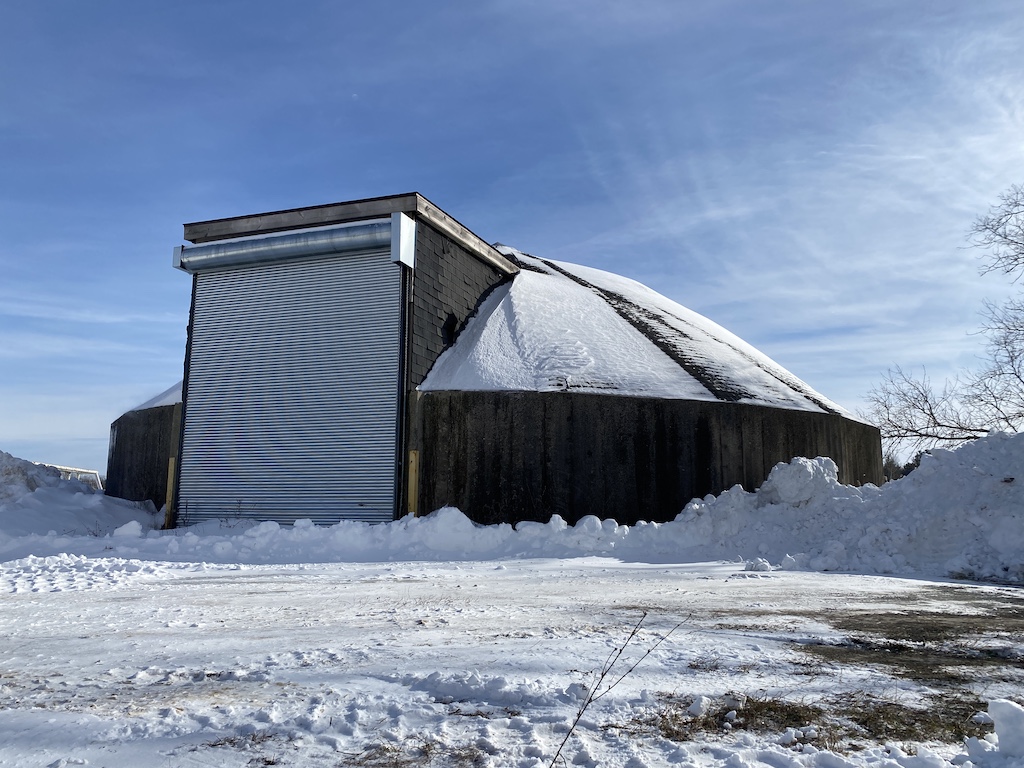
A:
182,192,518,276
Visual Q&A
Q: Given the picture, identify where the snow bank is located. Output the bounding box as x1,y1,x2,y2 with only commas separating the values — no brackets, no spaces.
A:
675,430,1023,582
0,450,161,539
0,433,1021,583
0,449,64,506
966,699,1024,763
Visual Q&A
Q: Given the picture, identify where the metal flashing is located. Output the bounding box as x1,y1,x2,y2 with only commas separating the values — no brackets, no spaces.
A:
182,192,518,277
390,212,416,269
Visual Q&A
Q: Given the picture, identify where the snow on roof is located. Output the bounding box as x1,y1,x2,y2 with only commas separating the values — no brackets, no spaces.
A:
130,381,182,411
421,248,852,417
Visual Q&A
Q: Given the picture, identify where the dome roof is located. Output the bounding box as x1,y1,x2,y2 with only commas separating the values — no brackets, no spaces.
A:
420,247,850,417
130,380,182,411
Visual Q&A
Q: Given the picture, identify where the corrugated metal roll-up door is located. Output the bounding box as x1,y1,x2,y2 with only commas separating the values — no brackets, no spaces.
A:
177,249,402,525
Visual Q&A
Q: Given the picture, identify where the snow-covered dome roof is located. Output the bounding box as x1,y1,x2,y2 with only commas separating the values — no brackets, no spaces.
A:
420,248,851,417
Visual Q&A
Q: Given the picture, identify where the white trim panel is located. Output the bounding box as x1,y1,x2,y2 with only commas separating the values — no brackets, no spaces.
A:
391,212,416,268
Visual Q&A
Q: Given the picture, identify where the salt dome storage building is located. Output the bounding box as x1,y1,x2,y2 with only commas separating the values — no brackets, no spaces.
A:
106,193,883,527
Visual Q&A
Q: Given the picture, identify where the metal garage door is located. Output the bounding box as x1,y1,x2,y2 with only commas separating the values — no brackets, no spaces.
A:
177,248,402,524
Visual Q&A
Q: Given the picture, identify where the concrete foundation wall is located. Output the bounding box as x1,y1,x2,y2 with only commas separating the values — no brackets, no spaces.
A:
410,391,883,526
106,403,182,511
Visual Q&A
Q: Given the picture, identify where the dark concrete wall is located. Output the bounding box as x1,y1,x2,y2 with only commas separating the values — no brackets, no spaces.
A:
406,223,509,387
410,391,883,526
106,403,182,510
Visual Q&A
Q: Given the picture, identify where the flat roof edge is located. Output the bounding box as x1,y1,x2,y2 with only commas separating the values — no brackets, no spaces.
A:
183,192,518,276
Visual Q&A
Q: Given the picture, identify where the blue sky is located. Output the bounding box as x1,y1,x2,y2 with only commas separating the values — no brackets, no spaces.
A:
2,1,1023,473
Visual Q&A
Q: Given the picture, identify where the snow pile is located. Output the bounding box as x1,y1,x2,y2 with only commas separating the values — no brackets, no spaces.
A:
676,430,1023,581
968,700,1024,762
0,433,1021,584
0,449,64,506
0,449,160,539
422,250,849,415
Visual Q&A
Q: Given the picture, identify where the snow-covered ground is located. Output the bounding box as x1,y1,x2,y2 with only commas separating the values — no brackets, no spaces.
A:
1,437,1022,767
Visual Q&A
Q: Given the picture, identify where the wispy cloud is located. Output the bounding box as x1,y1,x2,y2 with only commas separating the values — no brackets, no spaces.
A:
0,292,182,326
534,5,1024,413
0,330,145,360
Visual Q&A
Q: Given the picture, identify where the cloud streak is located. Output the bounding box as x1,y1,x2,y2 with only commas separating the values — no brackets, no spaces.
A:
538,4,1024,417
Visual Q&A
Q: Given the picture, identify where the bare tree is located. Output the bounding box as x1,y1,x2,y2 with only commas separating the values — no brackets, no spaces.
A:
970,183,1024,280
867,184,1024,456
968,298,1024,426
867,367,992,454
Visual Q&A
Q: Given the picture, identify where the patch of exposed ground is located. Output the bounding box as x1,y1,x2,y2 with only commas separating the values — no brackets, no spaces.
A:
343,737,488,768
643,583,1024,751
796,588,1024,689
799,634,1024,687
642,691,993,752
707,585,1024,686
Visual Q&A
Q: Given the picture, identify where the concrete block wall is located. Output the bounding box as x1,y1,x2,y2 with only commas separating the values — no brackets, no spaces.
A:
407,224,509,387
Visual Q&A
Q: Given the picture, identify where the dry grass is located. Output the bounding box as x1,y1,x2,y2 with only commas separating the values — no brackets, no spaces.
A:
204,731,283,766
644,691,996,752
650,695,835,744
829,692,991,745
799,636,1022,687
342,736,487,768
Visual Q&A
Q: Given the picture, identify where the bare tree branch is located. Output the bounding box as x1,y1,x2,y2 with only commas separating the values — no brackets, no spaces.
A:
865,366,992,457
868,184,1024,459
970,183,1024,282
